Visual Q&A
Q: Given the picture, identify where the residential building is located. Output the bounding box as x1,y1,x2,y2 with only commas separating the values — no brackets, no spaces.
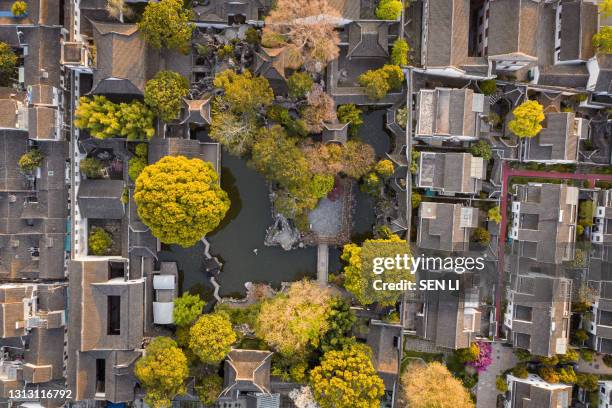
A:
403,271,482,350
0,283,67,400
67,258,144,402
366,320,402,402
509,183,579,264
592,189,612,246
554,0,598,64
0,130,68,281
504,273,571,357
90,22,147,95
417,202,479,252
505,374,571,408
521,112,583,163
415,88,485,141
597,381,612,408
419,0,541,78
416,152,486,195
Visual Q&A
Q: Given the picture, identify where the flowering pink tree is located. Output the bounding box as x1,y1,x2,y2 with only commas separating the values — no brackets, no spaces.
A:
467,341,492,373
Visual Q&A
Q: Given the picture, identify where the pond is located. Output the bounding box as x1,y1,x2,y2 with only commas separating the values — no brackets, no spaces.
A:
158,109,392,296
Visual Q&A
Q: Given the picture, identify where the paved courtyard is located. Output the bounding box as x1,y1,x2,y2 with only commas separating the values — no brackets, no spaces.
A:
476,342,518,408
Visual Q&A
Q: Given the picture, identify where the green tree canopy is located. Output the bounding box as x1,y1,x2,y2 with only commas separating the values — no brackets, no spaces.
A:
213,69,274,115
376,0,402,20
374,159,394,178
600,0,612,17
287,71,313,99
89,227,112,255
256,280,333,355
470,140,493,161
134,156,230,247
358,65,404,100
145,70,189,122
138,0,194,52
189,312,237,364
508,100,545,138
337,104,363,136
75,96,155,140
209,104,259,156
402,362,474,408
173,292,205,326
341,235,412,306
80,157,103,179
320,297,356,352
310,344,385,408
134,337,189,408
18,149,43,172
0,42,17,85
479,79,497,95
593,26,612,54
391,39,409,66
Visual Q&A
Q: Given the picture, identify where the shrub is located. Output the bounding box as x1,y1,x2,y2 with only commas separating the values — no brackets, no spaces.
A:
604,354,612,367
411,191,421,209
287,72,313,99
514,348,532,362
580,348,594,362
479,79,497,95
556,366,577,384
358,65,403,100
376,0,402,20
456,343,479,363
337,104,363,136
559,349,579,364
89,227,112,255
128,156,147,181
396,106,408,128
538,367,559,383
135,143,148,158
488,206,502,224
374,159,394,178
245,27,260,45
18,150,43,172
11,1,26,16
391,39,409,66
496,376,508,393
577,373,599,392
573,329,589,345
470,140,493,161
466,341,493,373
0,42,17,83
195,375,223,406
80,157,103,178
511,364,528,379
472,227,491,246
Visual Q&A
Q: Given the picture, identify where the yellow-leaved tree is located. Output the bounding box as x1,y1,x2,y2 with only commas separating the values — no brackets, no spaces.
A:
188,312,237,364
134,155,230,247
341,234,411,306
255,280,333,355
508,100,545,138
310,343,385,408
401,362,475,408
134,337,189,408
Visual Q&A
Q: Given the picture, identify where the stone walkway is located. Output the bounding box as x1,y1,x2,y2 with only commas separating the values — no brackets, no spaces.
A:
317,244,328,285
476,342,518,408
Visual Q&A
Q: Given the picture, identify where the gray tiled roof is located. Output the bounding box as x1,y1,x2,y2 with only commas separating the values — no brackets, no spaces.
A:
418,152,485,194
559,1,598,62
347,21,389,59
524,112,578,162
221,349,273,397
90,22,146,95
512,183,578,264
487,0,540,59
20,26,62,90
423,0,470,67
417,202,479,252
77,179,125,219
